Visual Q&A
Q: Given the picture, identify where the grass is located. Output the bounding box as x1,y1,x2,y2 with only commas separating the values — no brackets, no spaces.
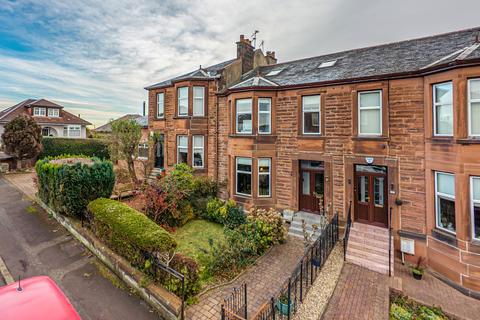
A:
173,219,224,267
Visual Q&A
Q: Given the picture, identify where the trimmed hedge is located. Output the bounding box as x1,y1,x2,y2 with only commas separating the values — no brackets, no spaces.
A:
40,138,109,159
36,156,115,218
87,198,177,259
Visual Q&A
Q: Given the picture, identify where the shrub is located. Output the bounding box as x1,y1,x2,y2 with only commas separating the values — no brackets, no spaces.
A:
2,115,42,160
36,156,115,218
243,208,287,254
205,198,226,223
109,119,142,182
163,254,201,299
204,198,245,227
225,205,246,229
40,138,109,159
191,176,218,216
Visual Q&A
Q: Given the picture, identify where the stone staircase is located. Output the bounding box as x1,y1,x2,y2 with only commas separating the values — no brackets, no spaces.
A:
147,167,163,183
282,210,326,242
346,222,394,275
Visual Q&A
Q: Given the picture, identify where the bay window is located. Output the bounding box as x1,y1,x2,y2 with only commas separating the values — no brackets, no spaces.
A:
236,157,252,196
63,125,81,137
192,135,204,168
302,95,321,134
435,172,456,233
258,158,271,197
236,99,252,134
358,91,382,136
472,177,480,240
177,135,188,164
33,107,46,116
433,82,453,136
193,86,205,116
157,92,164,118
177,87,188,116
258,98,271,134
468,79,480,136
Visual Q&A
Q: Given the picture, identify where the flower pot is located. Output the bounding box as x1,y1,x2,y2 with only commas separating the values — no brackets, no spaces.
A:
412,271,423,280
276,300,294,316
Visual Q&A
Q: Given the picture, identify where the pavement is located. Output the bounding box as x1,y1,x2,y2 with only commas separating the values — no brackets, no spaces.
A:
0,177,161,320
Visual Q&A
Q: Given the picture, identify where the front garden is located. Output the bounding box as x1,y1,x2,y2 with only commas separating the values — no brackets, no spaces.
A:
35,156,288,309
390,293,449,320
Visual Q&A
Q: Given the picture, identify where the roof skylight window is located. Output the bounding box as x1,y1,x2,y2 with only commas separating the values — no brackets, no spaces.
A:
266,68,283,76
318,60,337,68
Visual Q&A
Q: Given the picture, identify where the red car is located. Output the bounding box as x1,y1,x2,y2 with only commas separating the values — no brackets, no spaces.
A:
0,276,81,320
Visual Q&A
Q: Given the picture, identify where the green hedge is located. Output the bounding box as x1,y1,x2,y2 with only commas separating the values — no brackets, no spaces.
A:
40,138,109,159
36,156,115,218
87,198,176,258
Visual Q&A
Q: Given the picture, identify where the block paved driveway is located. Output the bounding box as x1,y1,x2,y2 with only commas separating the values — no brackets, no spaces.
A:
0,177,160,320
187,237,305,320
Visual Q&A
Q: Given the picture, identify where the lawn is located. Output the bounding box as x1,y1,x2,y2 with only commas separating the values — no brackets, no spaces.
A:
173,219,225,271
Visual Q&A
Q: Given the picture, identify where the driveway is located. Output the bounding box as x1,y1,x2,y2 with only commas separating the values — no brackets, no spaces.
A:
0,177,160,320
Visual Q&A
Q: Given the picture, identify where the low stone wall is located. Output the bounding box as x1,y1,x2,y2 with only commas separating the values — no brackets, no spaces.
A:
36,197,183,320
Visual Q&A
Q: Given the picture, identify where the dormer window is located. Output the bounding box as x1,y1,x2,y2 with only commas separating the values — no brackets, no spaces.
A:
33,107,46,116
178,87,189,116
48,108,59,117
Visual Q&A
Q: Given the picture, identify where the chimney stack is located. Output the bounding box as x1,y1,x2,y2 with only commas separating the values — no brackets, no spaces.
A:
236,34,254,74
266,51,277,65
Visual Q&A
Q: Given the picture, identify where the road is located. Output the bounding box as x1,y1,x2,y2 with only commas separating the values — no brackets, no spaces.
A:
0,178,161,320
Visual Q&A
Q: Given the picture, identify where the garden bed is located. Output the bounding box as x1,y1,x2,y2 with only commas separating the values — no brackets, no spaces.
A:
390,292,450,320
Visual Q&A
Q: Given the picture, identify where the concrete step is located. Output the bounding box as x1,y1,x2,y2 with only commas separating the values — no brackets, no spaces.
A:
347,246,390,265
348,234,390,250
346,255,392,275
347,240,389,256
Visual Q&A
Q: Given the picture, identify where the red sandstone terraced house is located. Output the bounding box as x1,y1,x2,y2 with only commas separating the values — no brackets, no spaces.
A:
145,28,480,297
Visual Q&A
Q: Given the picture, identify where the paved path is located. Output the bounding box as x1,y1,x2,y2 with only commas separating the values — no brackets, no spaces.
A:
187,237,305,320
0,177,160,320
395,261,480,320
322,263,389,320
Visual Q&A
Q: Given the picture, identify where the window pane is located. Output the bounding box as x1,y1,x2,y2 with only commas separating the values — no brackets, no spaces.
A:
471,79,480,100
193,150,203,167
178,136,188,147
302,95,320,111
259,174,270,196
302,171,310,195
178,150,188,164
436,104,453,135
360,109,381,134
157,93,164,118
237,99,252,113
438,197,456,232
259,113,270,133
437,173,455,196
237,172,251,195
193,87,204,116
193,136,203,148
259,98,271,112
258,159,270,172
473,177,480,201
237,114,252,133
314,173,324,195
360,91,381,107
435,83,452,104
237,158,252,172
374,177,384,207
303,112,320,134
471,102,480,135
358,176,369,202
138,144,149,158
474,203,480,239
178,87,188,115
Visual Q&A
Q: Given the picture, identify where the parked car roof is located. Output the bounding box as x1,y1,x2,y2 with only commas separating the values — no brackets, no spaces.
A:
0,276,81,320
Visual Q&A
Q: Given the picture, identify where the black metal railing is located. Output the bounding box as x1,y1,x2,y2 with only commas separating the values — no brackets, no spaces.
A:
221,283,248,320
143,252,186,320
225,214,339,320
343,201,352,261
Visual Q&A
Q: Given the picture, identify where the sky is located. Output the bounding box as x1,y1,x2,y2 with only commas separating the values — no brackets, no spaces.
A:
1,0,480,127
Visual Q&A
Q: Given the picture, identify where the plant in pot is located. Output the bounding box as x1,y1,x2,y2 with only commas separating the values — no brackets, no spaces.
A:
276,293,294,316
410,257,425,280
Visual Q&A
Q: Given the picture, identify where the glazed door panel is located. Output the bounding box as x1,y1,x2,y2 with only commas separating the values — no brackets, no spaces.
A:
354,165,388,227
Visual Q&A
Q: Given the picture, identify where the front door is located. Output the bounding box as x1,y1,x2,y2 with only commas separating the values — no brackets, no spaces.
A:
154,140,164,168
354,165,388,227
299,161,325,214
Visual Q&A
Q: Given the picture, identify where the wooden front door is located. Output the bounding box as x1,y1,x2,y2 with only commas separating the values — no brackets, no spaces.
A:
154,140,164,168
299,161,324,214
354,165,388,227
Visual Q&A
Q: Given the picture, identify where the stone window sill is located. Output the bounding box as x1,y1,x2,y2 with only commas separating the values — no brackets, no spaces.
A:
431,228,457,246
297,135,326,140
456,138,480,145
352,136,390,142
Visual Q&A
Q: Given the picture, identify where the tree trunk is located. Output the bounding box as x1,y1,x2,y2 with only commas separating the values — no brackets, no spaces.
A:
127,158,138,184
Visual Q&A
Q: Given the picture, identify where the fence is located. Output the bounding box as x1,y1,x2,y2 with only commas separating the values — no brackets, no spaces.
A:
221,283,248,320
221,214,339,320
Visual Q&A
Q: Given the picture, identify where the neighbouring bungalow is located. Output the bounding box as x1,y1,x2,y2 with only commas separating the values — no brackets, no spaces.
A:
144,27,480,297
0,99,91,142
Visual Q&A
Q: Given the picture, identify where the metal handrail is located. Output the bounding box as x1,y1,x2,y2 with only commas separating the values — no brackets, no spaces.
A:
389,207,393,277
343,201,352,261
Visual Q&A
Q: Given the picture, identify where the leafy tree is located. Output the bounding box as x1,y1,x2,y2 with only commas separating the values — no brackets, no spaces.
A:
109,119,142,183
1,115,42,159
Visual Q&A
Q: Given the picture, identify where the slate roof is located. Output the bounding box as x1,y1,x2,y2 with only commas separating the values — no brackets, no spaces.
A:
0,99,91,126
145,58,236,90
94,114,148,132
231,27,480,89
